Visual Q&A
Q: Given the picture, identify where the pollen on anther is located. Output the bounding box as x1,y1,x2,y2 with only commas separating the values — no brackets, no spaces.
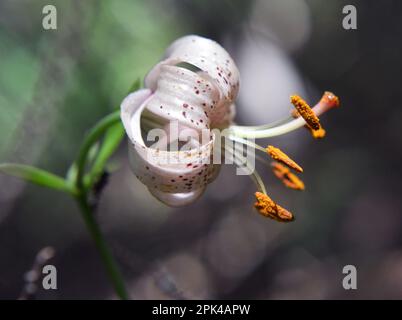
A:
290,95,320,130
291,108,326,139
271,162,305,191
310,126,326,139
254,192,294,222
266,145,303,173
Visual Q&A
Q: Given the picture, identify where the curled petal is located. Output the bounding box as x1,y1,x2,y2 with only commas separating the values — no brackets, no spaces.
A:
121,90,220,206
121,89,153,142
122,36,240,207
163,35,240,102
144,64,220,130
145,35,240,129
149,188,205,207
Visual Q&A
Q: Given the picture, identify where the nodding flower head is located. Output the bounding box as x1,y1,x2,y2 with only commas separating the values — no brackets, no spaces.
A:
120,35,340,221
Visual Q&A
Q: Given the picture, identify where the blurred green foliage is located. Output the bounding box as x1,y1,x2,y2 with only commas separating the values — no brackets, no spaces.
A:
0,0,182,170
0,0,184,257
0,35,39,155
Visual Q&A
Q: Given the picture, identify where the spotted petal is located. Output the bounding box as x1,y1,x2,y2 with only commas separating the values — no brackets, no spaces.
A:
145,35,240,129
144,64,220,131
164,35,240,101
121,89,220,207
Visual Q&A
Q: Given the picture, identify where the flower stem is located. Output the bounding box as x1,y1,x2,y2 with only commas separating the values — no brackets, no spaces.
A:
75,193,128,299
72,110,128,298
75,111,121,191
70,80,141,298
72,110,130,299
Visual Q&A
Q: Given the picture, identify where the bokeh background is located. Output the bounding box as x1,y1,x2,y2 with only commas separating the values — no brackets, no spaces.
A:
1,0,402,299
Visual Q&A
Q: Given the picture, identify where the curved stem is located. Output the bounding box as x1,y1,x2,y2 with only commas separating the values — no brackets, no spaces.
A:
75,111,121,191
75,193,128,299
86,123,125,189
73,109,129,299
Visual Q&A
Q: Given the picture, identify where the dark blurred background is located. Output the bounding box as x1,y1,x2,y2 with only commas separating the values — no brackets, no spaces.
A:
1,0,402,299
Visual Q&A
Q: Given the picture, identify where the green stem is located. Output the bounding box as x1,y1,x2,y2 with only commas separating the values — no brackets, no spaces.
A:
75,111,121,191
71,79,140,299
72,110,129,299
86,123,125,189
75,193,128,299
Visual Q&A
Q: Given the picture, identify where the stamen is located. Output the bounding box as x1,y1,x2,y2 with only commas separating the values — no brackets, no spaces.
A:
309,126,326,139
291,109,326,139
271,162,305,190
229,91,339,139
227,135,266,153
225,142,296,222
254,192,294,222
230,115,294,132
228,137,306,174
232,91,338,134
224,145,267,194
276,205,294,221
290,95,320,130
266,145,303,173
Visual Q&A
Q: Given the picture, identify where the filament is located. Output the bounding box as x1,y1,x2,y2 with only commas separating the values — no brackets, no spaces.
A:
223,144,267,194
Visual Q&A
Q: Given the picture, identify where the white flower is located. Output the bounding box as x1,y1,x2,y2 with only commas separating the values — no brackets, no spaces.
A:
121,35,340,221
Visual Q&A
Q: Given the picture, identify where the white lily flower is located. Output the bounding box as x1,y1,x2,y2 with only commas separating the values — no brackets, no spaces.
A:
121,35,340,221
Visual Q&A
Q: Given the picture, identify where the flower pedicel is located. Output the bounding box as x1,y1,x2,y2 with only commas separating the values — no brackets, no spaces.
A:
120,35,340,221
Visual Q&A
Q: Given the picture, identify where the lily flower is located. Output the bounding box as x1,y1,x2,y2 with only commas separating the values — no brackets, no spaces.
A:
120,35,340,221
